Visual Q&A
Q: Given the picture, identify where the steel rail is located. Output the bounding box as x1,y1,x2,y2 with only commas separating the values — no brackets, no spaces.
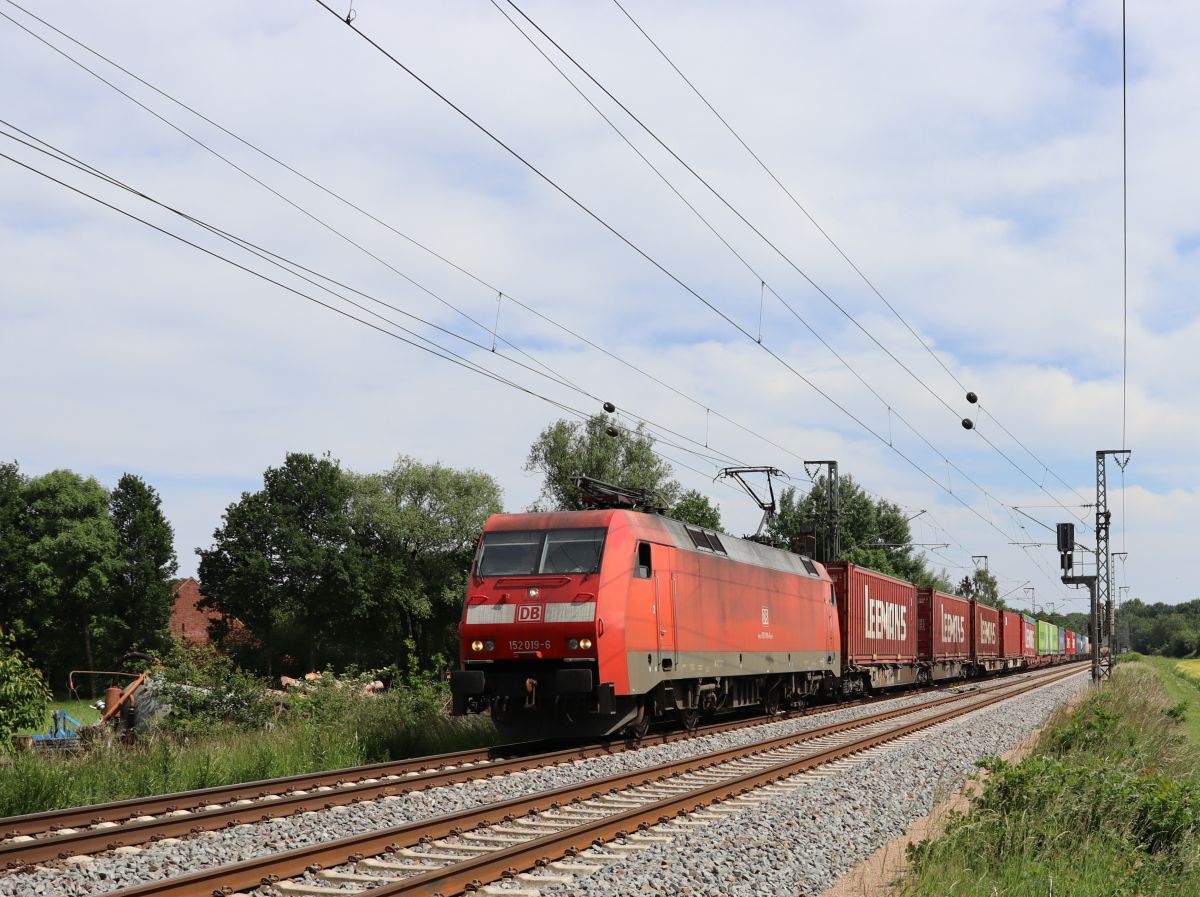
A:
373,666,1083,897
94,665,1082,897
0,662,1066,850
2,709,777,844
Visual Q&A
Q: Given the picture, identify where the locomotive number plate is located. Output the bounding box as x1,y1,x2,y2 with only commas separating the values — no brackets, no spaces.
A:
509,640,551,651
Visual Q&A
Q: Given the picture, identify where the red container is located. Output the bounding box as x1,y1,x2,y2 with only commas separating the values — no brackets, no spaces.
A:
973,601,1000,659
1066,630,1076,655
1022,616,1037,657
827,562,917,662
1000,609,1024,658
917,589,971,659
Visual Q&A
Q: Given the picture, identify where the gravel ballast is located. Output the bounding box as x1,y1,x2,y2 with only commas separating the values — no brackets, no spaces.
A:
0,669,1083,897
537,671,1090,897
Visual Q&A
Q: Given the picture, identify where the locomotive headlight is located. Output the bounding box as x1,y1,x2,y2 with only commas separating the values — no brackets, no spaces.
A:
484,640,494,651
470,640,484,652
579,637,593,650
568,638,579,650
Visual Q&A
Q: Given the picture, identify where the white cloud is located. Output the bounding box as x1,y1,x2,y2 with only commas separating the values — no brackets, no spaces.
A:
1,1,1194,608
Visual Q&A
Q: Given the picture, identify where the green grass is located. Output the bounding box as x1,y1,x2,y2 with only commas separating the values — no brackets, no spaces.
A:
14,698,102,735
0,692,496,817
896,662,1200,897
1143,656,1200,748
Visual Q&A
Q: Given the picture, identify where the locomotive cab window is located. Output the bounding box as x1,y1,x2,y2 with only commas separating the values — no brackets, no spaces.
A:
476,528,606,576
635,541,652,579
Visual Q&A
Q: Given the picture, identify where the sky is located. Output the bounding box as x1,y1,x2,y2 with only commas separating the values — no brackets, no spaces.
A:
1,1,1195,616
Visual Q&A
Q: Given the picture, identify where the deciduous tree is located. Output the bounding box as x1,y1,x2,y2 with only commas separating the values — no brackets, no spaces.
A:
352,456,502,665
525,415,680,511
671,489,722,530
21,470,121,687
198,453,367,675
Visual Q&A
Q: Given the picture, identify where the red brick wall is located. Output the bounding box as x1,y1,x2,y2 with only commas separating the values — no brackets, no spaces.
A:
169,578,222,646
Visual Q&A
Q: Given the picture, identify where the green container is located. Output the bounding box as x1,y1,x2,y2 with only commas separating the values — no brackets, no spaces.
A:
1037,619,1056,655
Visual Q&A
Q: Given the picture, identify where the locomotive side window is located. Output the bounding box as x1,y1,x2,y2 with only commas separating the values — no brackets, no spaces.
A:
477,528,606,576
635,541,652,578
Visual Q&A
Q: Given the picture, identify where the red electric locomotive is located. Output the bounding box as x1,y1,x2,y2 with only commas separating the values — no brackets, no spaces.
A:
451,501,839,739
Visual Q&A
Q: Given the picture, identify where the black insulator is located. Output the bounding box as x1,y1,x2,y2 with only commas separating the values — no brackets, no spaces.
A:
603,401,616,413
966,391,978,404
606,425,619,437
962,418,975,430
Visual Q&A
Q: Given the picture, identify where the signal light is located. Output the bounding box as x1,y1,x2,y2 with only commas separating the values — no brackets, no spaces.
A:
568,638,579,650
470,640,484,652
485,640,494,651
579,638,593,650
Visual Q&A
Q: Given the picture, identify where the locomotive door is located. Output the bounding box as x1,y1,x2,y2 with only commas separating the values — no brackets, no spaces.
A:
825,583,839,663
652,544,678,673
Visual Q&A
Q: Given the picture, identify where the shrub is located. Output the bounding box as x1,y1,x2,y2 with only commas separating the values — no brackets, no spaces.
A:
150,641,271,736
0,628,50,745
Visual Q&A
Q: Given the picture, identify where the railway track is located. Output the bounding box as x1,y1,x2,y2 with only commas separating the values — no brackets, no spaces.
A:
76,664,1082,897
0,663,1073,868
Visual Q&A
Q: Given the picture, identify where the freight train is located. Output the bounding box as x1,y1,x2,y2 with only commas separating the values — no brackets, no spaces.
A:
450,501,1088,739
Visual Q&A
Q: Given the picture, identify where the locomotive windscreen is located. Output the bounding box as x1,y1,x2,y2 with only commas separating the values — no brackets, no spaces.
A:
476,528,606,576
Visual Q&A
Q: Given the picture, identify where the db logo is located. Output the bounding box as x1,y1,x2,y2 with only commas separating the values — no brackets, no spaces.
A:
517,605,543,623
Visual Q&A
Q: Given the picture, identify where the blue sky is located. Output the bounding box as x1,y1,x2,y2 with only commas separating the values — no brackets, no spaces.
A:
2,0,1197,612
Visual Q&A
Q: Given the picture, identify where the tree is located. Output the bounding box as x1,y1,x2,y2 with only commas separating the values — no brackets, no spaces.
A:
956,568,1000,605
0,627,50,742
671,489,721,530
525,415,680,511
198,453,368,675
767,474,950,589
109,474,178,656
22,470,121,687
0,462,28,640
352,456,503,666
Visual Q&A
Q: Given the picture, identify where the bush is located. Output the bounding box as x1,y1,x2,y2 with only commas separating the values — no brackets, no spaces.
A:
150,642,272,736
0,628,50,745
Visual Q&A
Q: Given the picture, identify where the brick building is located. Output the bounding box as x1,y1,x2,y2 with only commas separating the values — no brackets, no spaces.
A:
168,577,222,646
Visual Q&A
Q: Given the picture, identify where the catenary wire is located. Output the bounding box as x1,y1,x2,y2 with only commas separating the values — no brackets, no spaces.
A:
0,5,587,401
309,0,1091,601
0,0,826,490
1,147,745,499
609,0,1094,513
0,122,747,476
492,0,1092,532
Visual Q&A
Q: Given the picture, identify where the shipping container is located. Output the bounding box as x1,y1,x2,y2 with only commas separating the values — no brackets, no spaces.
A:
917,589,971,658
973,601,1001,661
1036,619,1057,655
1022,615,1038,657
1000,609,1024,659
917,588,970,681
1058,626,1066,656
1066,630,1076,654
828,562,919,690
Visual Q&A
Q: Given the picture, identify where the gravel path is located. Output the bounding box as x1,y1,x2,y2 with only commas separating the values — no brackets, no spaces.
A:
0,670,1075,897
535,671,1089,897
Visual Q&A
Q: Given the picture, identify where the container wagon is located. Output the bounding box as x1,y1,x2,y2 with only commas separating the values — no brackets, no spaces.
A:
828,562,920,692
999,609,1025,670
973,601,1002,674
917,588,971,681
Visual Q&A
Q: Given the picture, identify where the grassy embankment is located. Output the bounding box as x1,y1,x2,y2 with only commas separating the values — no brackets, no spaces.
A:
897,656,1200,897
0,690,495,819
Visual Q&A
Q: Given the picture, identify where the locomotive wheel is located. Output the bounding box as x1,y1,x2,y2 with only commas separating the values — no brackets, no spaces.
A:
762,686,781,717
677,705,700,731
